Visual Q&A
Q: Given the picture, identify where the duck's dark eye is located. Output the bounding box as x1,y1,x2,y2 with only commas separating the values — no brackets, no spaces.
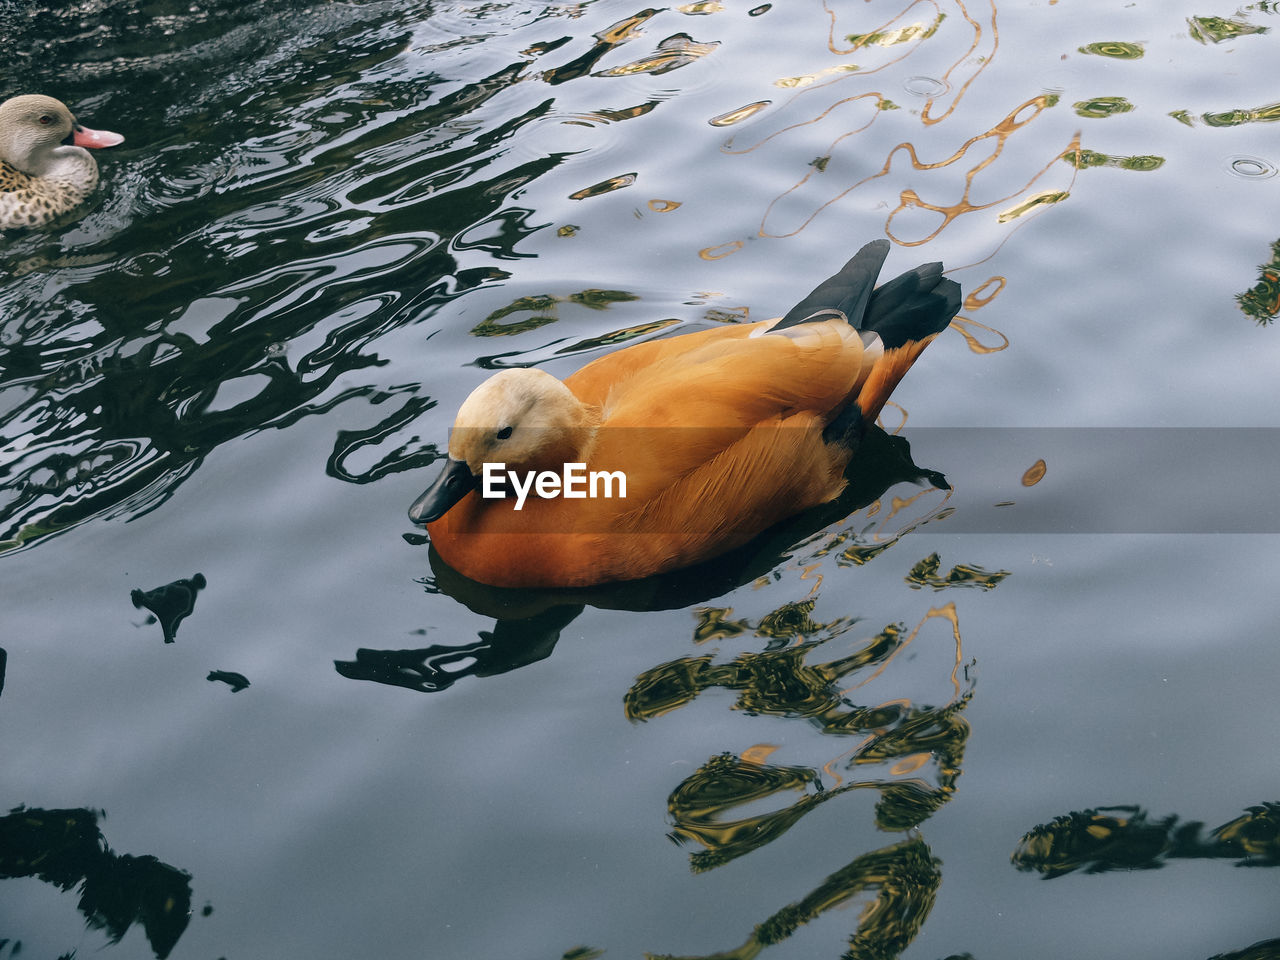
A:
38,115,53,125
495,425,513,441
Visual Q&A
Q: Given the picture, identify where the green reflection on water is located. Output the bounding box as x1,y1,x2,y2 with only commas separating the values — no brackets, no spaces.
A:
1073,96,1135,119
1200,100,1280,127
470,289,641,336
1013,801,1280,877
1187,15,1270,44
647,836,941,960
1237,238,1280,325
1064,148,1165,172
629,585,973,959
1170,101,1280,126
1078,41,1145,58
905,552,1010,590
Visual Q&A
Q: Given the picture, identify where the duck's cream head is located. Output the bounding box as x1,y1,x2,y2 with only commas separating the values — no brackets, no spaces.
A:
409,368,597,524
0,95,124,176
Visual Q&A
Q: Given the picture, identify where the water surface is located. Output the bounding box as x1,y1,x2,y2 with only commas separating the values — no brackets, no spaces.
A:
3,0,1279,957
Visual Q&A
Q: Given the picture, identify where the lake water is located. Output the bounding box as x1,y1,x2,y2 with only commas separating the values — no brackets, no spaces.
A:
3,1,1279,958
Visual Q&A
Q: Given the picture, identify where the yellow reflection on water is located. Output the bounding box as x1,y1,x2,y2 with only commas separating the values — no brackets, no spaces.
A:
951,314,1009,353
721,91,885,155
744,96,1077,245
918,0,999,126
890,752,932,775
555,318,679,355
616,436,987,956
597,9,656,45
825,0,944,57
568,172,637,199
965,275,1004,310
816,0,1001,129
703,306,750,323
1013,801,1280,878
740,743,780,764
707,101,771,126
774,63,862,89
888,118,1077,245
595,33,719,77
580,102,660,123
849,22,939,49
998,189,1069,223
677,0,724,13
879,399,908,434
698,240,744,260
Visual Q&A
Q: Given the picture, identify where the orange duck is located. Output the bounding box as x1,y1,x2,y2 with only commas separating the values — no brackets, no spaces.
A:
409,240,961,588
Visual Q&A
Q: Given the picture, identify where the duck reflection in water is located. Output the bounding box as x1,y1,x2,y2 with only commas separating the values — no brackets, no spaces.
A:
130,572,207,644
337,425,948,692
0,805,192,959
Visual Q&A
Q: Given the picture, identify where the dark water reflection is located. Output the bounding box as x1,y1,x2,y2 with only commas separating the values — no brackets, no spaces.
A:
2,0,608,551
0,807,192,959
4,0,441,549
4,0,1280,958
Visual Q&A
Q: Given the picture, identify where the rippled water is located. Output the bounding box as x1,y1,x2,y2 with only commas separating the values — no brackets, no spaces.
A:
4,0,1280,957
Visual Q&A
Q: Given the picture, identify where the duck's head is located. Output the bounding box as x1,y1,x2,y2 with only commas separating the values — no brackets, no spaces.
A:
409,368,595,524
0,94,124,176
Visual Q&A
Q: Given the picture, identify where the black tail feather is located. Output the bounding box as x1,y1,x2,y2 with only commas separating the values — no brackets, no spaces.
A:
773,240,961,349
862,264,962,349
771,240,963,450
774,239,890,330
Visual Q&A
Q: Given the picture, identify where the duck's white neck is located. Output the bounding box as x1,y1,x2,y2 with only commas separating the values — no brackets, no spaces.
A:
9,144,100,190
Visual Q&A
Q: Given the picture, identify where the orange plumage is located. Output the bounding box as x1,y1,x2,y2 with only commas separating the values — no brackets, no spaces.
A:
410,240,961,588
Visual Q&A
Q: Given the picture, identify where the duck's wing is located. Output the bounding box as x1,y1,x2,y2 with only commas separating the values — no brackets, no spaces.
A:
576,316,867,514
564,322,761,409
562,240,889,409
601,316,870,429
569,239,961,434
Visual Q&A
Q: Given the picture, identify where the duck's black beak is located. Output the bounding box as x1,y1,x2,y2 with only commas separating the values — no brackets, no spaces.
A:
409,457,479,524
